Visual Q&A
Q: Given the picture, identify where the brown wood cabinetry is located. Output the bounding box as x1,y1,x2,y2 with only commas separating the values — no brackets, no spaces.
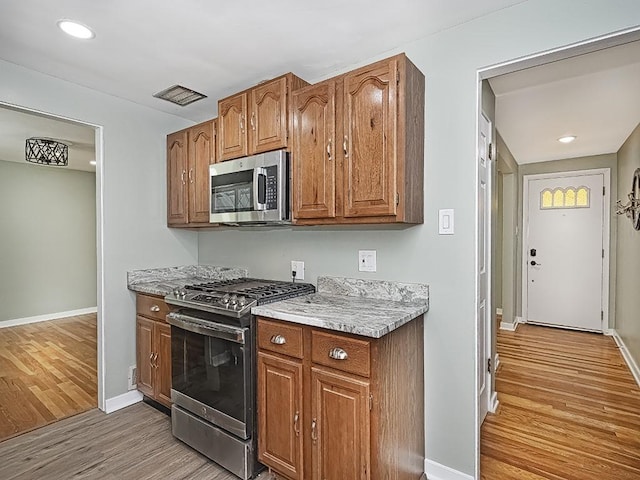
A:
217,73,309,162
257,316,424,480
292,54,425,225
135,294,172,408
167,119,217,227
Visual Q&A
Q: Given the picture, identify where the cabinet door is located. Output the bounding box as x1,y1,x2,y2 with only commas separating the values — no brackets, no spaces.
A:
167,130,189,225
343,58,398,218
155,322,172,407
218,93,248,161
311,367,370,480
258,352,304,480
292,81,336,220
188,120,215,224
136,316,154,397
250,77,288,154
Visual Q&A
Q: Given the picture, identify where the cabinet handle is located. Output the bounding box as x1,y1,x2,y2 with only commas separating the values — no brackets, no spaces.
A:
188,168,194,184
181,170,186,185
293,411,300,437
343,136,349,157
329,347,348,361
150,305,161,312
311,418,318,445
149,352,154,367
240,115,245,134
250,112,256,131
327,139,332,161
270,334,286,345
152,353,159,368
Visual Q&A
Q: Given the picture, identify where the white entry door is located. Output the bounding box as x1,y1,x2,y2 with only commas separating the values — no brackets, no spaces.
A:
524,171,607,332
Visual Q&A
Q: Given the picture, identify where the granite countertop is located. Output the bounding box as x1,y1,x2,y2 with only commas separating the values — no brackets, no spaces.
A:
252,276,429,338
127,265,247,296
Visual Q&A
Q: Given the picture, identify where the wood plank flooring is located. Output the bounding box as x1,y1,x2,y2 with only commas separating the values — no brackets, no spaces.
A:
0,314,97,441
0,402,237,479
481,324,640,480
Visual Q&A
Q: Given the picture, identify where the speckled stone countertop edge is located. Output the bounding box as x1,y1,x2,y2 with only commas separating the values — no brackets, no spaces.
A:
127,265,247,296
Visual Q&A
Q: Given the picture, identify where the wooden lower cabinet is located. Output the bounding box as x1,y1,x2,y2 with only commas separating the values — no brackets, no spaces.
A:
257,316,424,480
135,294,172,408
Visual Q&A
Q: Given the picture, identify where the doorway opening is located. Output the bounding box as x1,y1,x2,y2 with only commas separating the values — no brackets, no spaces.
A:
476,28,640,479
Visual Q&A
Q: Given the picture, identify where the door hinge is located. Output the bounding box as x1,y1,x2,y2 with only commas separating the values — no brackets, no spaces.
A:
396,192,400,206
369,394,373,411
601,310,604,321
602,249,605,258
488,143,493,161
396,70,400,84
603,186,606,196
487,358,492,373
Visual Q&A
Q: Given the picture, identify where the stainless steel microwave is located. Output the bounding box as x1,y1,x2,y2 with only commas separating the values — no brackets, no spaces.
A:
209,150,290,224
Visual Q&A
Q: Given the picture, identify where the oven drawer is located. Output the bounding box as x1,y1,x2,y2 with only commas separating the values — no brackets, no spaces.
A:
136,294,170,322
257,318,303,359
311,330,371,377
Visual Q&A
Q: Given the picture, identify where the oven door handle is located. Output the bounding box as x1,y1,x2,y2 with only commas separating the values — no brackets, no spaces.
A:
167,313,246,344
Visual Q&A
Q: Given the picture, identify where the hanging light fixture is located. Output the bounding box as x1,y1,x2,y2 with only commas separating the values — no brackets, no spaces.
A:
25,138,69,166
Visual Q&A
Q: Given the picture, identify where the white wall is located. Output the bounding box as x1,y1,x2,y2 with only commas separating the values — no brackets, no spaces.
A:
0,160,96,322
199,1,640,476
0,60,197,401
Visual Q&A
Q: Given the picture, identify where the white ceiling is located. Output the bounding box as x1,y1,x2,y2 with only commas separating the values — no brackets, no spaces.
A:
490,41,640,165
0,0,526,123
0,106,96,172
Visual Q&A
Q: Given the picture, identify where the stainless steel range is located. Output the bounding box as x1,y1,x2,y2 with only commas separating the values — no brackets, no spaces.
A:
164,278,315,480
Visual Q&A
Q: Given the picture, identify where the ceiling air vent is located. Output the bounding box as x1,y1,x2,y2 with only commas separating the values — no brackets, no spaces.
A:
153,85,207,106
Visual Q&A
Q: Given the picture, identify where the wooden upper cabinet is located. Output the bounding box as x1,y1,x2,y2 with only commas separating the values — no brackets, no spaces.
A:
292,81,336,220
218,93,248,161
188,119,216,224
217,73,309,162
250,77,289,154
343,58,398,218
167,130,188,225
291,53,424,225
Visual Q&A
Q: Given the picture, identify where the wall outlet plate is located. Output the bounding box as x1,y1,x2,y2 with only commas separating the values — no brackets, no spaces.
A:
291,260,305,280
127,365,137,390
358,250,376,272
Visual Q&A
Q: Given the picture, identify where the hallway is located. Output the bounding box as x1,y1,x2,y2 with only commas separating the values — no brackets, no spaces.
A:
481,324,640,479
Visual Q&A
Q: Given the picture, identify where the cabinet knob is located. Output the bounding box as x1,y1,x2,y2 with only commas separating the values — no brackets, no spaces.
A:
329,347,348,361
270,334,287,345
150,305,161,312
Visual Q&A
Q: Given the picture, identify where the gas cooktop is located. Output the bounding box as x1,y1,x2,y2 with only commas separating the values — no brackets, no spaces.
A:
164,277,315,318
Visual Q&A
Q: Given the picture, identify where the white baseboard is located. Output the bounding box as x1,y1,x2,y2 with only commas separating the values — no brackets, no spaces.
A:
499,320,518,331
424,459,474,480
489,391,499,413
0,307,98,328
496,308,503,316
104,390,143,414
609,330,640,388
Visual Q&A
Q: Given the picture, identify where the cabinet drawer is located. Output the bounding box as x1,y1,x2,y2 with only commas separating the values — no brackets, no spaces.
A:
258,318,303,359
311,330,370,377
136,294,170,322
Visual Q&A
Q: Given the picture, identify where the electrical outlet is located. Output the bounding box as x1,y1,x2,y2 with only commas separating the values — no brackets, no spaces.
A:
291,260,305,280
127,365,137,390
358,250,376,272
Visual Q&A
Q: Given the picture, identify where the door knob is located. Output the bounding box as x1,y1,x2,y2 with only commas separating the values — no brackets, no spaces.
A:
530,260,542,266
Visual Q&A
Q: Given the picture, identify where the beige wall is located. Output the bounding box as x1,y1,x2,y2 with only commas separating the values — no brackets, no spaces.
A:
0,160,97,322
516,154,618,326
616,122,640,365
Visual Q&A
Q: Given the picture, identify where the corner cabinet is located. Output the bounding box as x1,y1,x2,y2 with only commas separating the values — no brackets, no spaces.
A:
257,316,424,480
136,294,172,408
217,73,309,162
292,54,425,225
167,119,217,227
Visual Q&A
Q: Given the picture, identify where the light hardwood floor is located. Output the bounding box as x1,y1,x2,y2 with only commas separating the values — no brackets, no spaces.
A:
0,314,97,441
0,402,236,479
482,324,640,479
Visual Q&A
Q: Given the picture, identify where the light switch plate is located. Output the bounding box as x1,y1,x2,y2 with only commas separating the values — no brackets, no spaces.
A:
438,209,454,235
358,250,377,272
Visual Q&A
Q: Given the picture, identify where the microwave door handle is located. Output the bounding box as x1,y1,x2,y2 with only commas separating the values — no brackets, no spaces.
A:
253,167,267,211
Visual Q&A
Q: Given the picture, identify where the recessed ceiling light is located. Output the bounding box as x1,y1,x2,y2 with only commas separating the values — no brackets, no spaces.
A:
57,19,95,40
89,160,97,166
558,135,577,144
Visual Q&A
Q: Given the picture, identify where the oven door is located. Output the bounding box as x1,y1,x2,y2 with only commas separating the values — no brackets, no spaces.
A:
168,312,252,440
